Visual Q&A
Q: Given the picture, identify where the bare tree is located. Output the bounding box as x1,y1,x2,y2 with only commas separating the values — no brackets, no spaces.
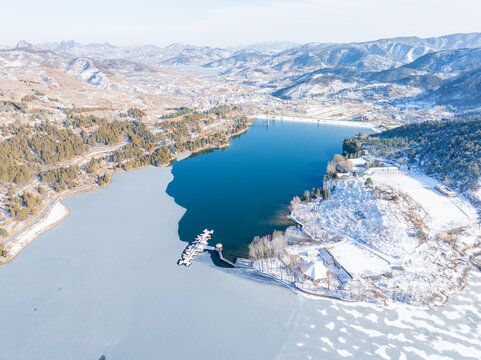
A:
326,270,338,291
279,250,290,280
272,230,287,253
327,154,352,174
248,236,262,259
303,190,311,202
289,196,302,212
249,235,274,271
282,254,299,282
326,160,336,174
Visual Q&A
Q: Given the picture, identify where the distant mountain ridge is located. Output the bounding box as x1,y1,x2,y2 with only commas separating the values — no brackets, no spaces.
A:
243,34,481,111
244,32,481,74
0,42,163,90
417,67,481,108
37,41,233,67
403,47,481,73
32,32,481,71
234,41,299,53
2,33,481,111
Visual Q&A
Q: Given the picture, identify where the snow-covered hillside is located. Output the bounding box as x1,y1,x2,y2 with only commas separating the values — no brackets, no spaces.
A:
247,162,480,306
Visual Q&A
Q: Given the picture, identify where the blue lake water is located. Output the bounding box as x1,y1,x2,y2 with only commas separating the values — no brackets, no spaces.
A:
167,120,365,260
0,120,480,359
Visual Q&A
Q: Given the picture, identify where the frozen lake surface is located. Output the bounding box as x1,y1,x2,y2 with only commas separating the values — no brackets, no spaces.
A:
0,121,480,359
0,167,299,359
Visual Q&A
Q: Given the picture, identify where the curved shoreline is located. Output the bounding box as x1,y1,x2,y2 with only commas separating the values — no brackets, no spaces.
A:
0,183,98,264
5,204,70,262
0,165,304,359
0,126,250,265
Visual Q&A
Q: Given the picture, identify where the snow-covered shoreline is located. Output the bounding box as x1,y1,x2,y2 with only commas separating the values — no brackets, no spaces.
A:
6,202,69,260
247,157,481,306
256,114,377,129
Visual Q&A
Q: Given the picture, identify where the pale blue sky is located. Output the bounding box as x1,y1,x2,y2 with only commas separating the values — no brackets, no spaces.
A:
2,0,480,46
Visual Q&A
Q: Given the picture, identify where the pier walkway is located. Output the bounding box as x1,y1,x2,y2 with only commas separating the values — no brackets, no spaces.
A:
178,229,213,267
177,229,236,268
217,249,235,267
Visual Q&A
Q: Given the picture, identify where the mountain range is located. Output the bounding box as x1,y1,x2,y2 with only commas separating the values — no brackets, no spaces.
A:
1,32,481,112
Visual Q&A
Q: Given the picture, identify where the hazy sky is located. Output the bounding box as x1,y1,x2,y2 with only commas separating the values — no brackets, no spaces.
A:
2,0,480,47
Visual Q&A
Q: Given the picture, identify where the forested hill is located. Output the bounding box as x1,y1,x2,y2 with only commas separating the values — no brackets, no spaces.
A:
343,119,481,191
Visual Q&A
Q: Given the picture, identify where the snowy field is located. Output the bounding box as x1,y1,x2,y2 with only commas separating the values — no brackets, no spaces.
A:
253,159,480,305
369,169,478,233
327,242,391,277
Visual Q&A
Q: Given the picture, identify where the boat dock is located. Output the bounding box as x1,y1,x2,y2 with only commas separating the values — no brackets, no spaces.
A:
178,229,236,268
178,229,213,267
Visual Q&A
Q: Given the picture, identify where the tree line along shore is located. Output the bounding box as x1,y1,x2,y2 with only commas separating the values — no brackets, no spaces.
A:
0,103,250,259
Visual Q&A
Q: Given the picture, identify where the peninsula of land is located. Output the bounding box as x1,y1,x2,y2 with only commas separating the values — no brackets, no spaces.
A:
244,119,481,306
